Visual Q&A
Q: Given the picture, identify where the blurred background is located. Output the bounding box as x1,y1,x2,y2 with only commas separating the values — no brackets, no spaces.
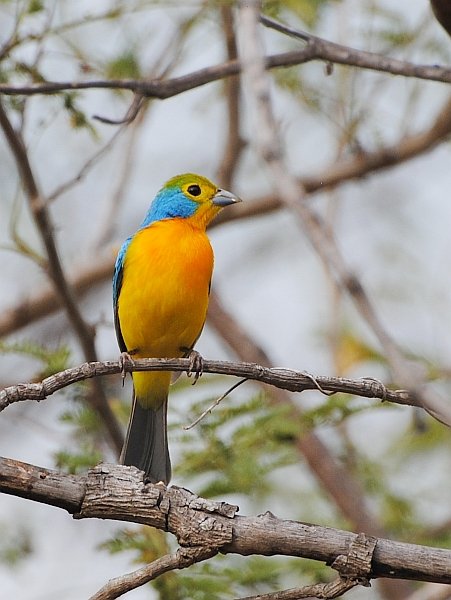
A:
0,1,451,598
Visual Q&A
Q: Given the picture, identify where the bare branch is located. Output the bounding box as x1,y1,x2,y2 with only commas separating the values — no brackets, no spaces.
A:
0,255,114,337
1,459,451,586
0,50,313,98
0,357,414,413
207,290,409,600
216,5,246,190
0,99,123,453
214,89,451,225
260,14,451,83
90,547,216,600
238,2,451,429
238,576,360,599
2,87,451,336
1,34,451,105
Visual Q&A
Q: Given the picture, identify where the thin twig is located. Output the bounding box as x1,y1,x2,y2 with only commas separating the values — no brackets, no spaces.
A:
216,5,246,190
238,4,451,428
90,547,216,600
0,357,413,413
238,576,360,599
2,35,451,102
184,377,248,430
0,99,123,453
237,8,416,598
2,87,451,337
47,126,126,203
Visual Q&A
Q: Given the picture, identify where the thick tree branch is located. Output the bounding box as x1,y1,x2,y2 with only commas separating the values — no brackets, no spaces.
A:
207,294,416,600
0,356,413,413
0,459,450,587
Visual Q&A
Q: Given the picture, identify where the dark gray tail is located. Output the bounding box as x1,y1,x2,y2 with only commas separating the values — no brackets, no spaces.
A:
120,396,171,484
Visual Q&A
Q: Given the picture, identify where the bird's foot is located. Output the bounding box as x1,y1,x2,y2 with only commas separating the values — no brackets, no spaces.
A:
119,351,135,385
143,475,166,486
186,349,204,385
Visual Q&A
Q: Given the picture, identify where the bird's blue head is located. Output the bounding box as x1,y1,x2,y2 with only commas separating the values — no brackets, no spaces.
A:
139,173,241,230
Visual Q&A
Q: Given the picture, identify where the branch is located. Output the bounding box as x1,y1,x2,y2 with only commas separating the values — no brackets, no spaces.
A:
0,50,313,97
0,100,123,453
238,2,451,429
90,546,216,600
216,5,246,190
430,0,451,38
214,88,451,223
260,14,451,84
1,33,451,102
0,357,415,413
2,83,451,337
0,254,115,338
1,459,450,587
238,576,360,599
207,291,416,600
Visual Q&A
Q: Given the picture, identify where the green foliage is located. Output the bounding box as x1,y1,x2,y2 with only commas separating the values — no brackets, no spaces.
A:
101,527,183,598
0,339,70,379
27,0,44,13
263,0,336,28
0,523,32,567
54,443,103,474
59,402,102,434
173,392,299,499
105,50,141,80
417,526,451,550
99,385,339,597
300,394,383,432
100,527,168,559
394,415,451,454
62,93,98,137
55,401,106,473
176,555,283,599
347,451,421,539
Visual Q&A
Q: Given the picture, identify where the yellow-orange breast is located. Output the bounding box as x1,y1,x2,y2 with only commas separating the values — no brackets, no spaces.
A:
117,218,214,406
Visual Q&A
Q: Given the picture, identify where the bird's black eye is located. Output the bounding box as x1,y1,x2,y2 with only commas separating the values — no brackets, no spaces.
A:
187,184,201,197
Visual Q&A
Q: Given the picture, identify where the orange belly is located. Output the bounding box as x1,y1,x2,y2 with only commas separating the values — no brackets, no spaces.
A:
117,218,213,405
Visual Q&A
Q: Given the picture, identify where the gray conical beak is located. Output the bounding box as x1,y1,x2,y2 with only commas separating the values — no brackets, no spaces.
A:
213,188,242,207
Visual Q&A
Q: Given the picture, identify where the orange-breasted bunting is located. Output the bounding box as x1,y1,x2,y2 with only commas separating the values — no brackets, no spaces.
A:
113,173,241,484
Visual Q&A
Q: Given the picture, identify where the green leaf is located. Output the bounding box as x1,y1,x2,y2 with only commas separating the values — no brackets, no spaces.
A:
0,523,32,567
174,393,298,499
0,340,70,379
54,443,102,474
263,0,336,28
62,92,98,137
105,50,141,80
27,0,43,13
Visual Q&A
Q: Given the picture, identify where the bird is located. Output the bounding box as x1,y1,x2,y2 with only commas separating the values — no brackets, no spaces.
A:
113,173,241,484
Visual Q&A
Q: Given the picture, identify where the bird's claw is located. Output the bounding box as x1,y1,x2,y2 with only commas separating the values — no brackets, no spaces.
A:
119,351,135,385
186,349,204,385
